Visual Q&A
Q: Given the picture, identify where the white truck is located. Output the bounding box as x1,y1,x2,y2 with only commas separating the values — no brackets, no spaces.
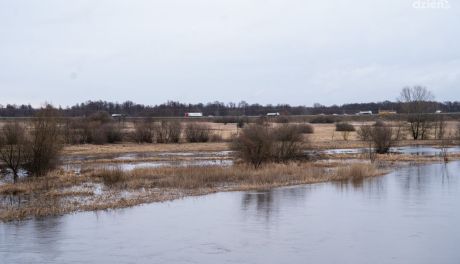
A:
185,112,203,117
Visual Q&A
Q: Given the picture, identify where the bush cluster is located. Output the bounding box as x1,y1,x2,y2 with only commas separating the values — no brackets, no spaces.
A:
131,121,154,143
231,124,308,168
62,111,123,145
0,107,63,182
295,123,314,134
357,121,397,154
154,120,181,143
184,123,211,142
310,116,336,124
335,122,355,132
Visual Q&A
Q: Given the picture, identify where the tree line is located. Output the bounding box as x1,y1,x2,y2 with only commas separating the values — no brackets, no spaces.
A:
2,98,460,117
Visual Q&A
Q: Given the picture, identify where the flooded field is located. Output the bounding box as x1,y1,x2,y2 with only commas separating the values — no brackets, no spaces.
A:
60,150,234,173
58,146,460,174
1,161,459,263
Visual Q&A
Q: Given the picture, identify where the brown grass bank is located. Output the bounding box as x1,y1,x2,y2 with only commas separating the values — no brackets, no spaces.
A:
0,162,384,221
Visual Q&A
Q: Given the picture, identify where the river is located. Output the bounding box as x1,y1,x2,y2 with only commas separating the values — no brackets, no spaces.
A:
1,161,459,263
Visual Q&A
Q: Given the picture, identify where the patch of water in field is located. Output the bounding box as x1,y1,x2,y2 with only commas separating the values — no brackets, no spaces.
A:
320,145,460,155
60,150,234,173
62,150,234,163
63,159,233,173
2,161,460,263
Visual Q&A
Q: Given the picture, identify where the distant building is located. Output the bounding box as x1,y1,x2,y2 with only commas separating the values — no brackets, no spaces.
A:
266,112,280,116
185,112,203,117
357,111,373,115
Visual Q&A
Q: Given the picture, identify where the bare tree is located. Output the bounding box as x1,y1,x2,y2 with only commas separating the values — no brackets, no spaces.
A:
0,123,28,183
433,114,446,140
357,125,376,162
399,86,435,140
24,107,63,176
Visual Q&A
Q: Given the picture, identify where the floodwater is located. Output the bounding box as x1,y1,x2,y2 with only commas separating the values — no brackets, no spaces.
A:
321,145,460,155
61,150,234,173
2,161,460,263
63,159,233,173
59,146,460,173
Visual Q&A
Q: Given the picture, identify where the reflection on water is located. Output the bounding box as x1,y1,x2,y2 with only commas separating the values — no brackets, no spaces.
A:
1,162,460,263
241,187,310,222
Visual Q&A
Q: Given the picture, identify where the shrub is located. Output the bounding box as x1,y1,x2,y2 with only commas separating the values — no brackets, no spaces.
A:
213,116,240,124
63,116,124,145
231,124,306,167
310,116,335,124
131,121,154,143
184,123,211,142
373,120,386,127
237,118,246,129
335,122,355,132
371,125,394,154
104,123,123,143
209,133,223,142
167,121,182,143
88,111,112,124
24,107,63,176
0,122,28,183
154,120,181,143
296,123,314,134
357,125,372,141
62,118,86,144
90,125,108,145
274,116,289,123
271,124,305,162
231,124,273,168
358,122,396,154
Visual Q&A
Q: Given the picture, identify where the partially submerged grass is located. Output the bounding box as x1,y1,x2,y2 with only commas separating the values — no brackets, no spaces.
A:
93,167,125,186
94,162,383,190
335,163,379,180
0,161,385,221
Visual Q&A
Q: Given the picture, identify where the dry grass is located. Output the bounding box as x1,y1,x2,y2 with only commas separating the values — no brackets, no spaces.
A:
335,163,379,180
92,167,125,186
0,161,384,221
60,121,460,157
62,142,229,156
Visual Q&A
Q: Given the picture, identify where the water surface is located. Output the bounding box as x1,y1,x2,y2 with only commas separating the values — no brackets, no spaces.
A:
1,162,460,263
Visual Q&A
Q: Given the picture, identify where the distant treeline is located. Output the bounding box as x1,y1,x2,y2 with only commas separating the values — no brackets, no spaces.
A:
1,100,460,117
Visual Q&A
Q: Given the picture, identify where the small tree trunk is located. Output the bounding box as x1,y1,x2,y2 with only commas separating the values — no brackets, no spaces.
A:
12,170,18,184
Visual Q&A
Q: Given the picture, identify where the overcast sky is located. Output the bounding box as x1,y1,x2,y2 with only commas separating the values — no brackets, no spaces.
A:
1,0,459,107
